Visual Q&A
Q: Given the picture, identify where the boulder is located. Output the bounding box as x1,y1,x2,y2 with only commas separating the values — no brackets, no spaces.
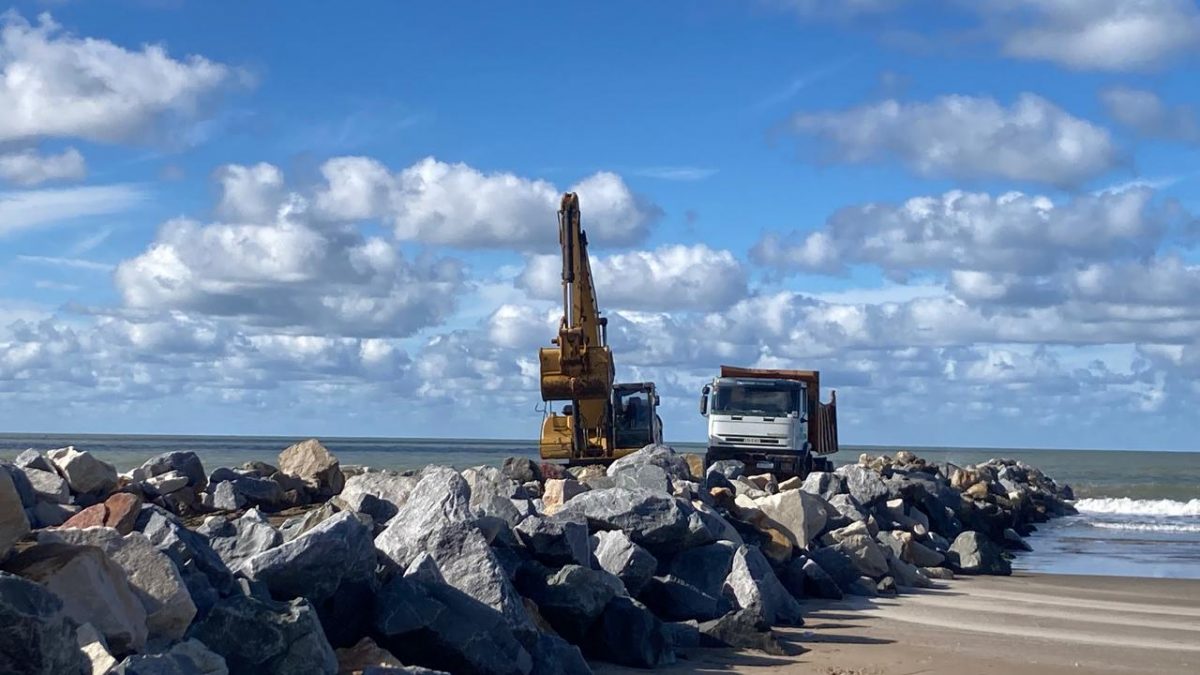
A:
887,554,932,589
1,462,35,508
501,457,541,485
242,511,377,605
612,463,672,493
706,459,744,481
584,596,674,669
692,500,745,545
104,493,143,535
144,471,190,497
335,637,405,673
278,439,345,497
514,514,589,567
948,530,1011,575
23,467,71,504
831,533,889,579
373,575,532,675
136,506,237,618
279,502,339,542
0,468,30,558
77,622,118,675
541,478,588,515
878,530,944,567
47,446,118,496
113,639,228,674
591,529,657,596
373,467,472,567
38,528,197,642
1003,527,1033,552
683,453,705,481
723,545,804,625
199,509,284,572
226,475,286,509
62,503,108,529
29,500,78,528
922,566,955,580
607,444,691,484
0,571,83,675
16,448,54,473
835,465,888,506
6,543,148,653
800,471,845,500
639,575,728,621
665,541,737,599
527,631,592,675
205,481,246,512
753,489,829,549
554,487,693,552
782,556,843,600
461,466,521,511
188,594,337,675
808,547,865,592
139,451,208,492
697,607,783,656
521,564,624,642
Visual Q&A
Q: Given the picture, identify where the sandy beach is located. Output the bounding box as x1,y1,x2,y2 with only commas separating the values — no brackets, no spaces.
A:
596,573,1200,675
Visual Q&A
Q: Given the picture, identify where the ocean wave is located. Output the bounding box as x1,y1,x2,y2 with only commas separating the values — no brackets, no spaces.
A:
1074,497,1200,517
1089,521,1200,534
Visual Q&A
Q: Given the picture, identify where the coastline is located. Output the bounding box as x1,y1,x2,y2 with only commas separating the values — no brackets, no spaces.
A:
595,572,1200,674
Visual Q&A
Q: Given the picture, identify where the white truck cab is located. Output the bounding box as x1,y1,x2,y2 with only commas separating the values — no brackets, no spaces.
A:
700,365,838,478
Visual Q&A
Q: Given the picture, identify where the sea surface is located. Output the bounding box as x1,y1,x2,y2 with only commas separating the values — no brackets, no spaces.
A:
3,433,1197,580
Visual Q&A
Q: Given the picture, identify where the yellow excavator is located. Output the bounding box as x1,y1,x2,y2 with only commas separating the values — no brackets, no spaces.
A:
538,192,663,463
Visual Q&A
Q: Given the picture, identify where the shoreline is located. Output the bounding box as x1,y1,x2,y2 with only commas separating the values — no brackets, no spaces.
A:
596,572,1200,674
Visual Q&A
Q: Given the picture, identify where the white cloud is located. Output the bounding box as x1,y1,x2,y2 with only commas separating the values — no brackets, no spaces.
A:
0,183,145,238
519,244,749,312
988,0,1200,71
0,11,236,144
16,254,113,272
751,187,1166,277
790,93,1118,185
115,163,465,337
1100,86,1200,142
316,156,660,250
0,146,85,185
631,166,719,181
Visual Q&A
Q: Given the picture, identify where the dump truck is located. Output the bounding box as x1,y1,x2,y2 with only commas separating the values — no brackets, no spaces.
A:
699,365,838,479
538,192,663,464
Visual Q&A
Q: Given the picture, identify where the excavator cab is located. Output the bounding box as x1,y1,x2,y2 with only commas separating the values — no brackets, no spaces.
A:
613,383,662,451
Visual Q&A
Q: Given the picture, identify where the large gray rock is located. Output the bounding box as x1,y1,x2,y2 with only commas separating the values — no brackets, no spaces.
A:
15,448,53,473
948,530,1012,575
114,638,229,674
23,466,71,505
554,487,693,552
723,545,804,625
188,594,337,675
877,530,944,567
140,451,208,492
665,541,737,599
136,506,237,618
197,509,283,573
47,446,118,496
205,481,246,512
29,500,78,528
608,444,691,484
522,564,624,642
1,462,35,508
374,466,472,567
0,571,83,675
6,543,148,653
461,466,520,511
373,575,532,675
144,471,190,498
782,556,843,600
279,502,339,543
831,533,889,579
835,464,888,506
752,489,829,549
799,471,845,500
527,632,592,675
38,528,197,642
612,463,671,493
639,575,728,621
335,471,418,524
706,459,744,481
584,596,674,669
808,546,866,593
887,553,933,589
591,529,657,596
826,493,870,524
500,457,541,485
242,511,376,604
691,500,745,545
0,468,30,559
514,514,589,567
278,439,345,498
697,607,783,655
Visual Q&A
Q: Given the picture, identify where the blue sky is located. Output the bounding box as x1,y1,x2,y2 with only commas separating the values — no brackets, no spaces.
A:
2,1,1200,450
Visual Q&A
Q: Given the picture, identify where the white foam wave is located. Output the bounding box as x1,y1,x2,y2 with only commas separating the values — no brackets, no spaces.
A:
1074,497,1200,517
1089,522,1200,534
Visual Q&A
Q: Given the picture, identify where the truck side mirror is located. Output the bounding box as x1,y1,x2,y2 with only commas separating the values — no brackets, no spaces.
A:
699,385,710,416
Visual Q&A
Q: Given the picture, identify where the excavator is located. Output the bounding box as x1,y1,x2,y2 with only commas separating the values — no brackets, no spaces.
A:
538,192,663,464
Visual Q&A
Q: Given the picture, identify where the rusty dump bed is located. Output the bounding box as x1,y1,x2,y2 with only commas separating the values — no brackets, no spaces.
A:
720,365,818,387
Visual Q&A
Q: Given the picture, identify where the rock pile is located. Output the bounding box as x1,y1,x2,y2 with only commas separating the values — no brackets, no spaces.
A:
0,441,1075,674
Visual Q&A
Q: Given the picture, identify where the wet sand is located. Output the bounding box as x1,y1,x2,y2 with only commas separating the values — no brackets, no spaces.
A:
595,573,1200,674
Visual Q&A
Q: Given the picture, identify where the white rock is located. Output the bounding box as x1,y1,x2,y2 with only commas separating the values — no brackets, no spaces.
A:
77,622,118,675
335,470,417,524
753,489,829,549
144,470,190,496
38,528,196,642
46,447,118,495
0,469,30,558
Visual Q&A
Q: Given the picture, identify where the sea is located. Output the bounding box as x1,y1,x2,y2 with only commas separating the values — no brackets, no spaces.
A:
3,433,1197,580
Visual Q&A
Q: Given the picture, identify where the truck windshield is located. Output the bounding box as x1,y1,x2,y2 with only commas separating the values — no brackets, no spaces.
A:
711,381,802,417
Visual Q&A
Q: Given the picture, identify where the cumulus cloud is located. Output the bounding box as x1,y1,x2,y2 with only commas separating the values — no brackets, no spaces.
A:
751,187,1167,278
0,147,85,185
790,93,1118,186
518,244,749,312
316,156,660,250
1100,86,1200,142
115,163,465,337
0,11,236,144
986,0,1200,71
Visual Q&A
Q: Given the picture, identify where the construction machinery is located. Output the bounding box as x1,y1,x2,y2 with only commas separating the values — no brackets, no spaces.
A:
700,365,838,479
538,193,663,463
